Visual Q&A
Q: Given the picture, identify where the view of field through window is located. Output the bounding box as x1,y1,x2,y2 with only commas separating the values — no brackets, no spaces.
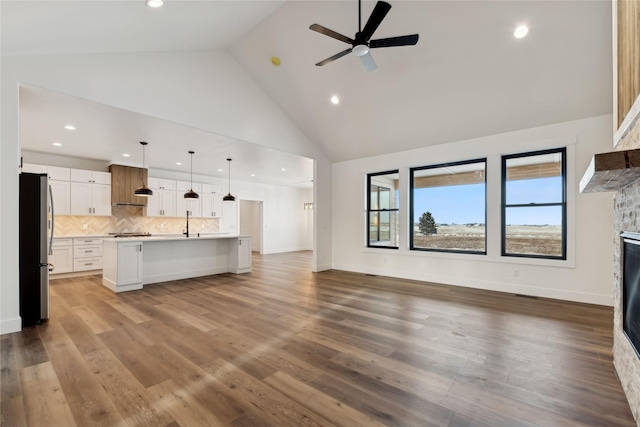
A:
503,150,565,258
411,160,486,253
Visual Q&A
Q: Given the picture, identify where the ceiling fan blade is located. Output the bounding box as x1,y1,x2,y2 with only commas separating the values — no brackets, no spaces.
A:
309,24,354,44
369,34,419,48
361,1,391,41
316,48,353,66
360,52,377,72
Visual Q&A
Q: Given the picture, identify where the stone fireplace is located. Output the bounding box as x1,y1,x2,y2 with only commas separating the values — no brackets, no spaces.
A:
613,139,640,423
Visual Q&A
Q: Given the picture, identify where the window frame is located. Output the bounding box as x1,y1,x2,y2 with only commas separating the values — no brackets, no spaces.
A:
366,170,400,249
501,147,567,260
409,158,487,255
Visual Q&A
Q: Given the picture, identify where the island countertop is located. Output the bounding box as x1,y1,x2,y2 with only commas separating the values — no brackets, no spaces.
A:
102,235,252,292
103,233,244,243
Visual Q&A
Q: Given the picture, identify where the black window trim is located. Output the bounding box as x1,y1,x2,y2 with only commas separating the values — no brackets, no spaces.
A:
409,158,487,255
367,169,400,250
501,147,567,260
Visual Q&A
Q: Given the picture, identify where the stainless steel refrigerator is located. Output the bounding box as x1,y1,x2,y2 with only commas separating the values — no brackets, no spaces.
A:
19,172,52,327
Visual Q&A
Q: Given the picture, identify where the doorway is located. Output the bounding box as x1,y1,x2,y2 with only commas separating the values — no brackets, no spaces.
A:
239,200,262,254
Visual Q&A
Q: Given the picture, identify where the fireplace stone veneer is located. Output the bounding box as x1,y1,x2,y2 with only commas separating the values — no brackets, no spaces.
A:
615,185,640,423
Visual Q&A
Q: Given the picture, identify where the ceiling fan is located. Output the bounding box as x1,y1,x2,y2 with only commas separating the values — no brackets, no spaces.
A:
309,0,419,72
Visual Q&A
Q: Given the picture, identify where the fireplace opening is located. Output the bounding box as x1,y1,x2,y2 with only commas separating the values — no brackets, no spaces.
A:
622,232,640,359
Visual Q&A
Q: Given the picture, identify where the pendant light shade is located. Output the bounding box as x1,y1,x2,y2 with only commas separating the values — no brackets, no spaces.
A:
134,141,153,197
223,158,235,202
184,151,199,199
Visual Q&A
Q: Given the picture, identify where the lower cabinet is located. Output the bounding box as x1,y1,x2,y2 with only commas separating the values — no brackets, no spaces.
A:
229,236,252,274
102,240,143,292
51,238,73,274
118,241,143,287
73,237,103,271
50,237,104,275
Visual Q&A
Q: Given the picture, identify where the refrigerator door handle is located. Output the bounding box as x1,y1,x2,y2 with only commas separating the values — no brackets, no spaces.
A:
48,184,55,256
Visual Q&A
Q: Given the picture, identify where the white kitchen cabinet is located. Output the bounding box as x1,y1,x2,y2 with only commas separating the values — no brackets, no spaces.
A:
73,237,104,271
229,236,252,273
70,169,111,185
202,183,224,194
102,240,143,292
146,188,176,217
176,180,202,193
219,200,238,235
47,166,71,181
49,180,71,215
176,193,201,218
70,182,112,216
50,238,73,274
22,163,48,174
148,177,176,190
201,192,223,218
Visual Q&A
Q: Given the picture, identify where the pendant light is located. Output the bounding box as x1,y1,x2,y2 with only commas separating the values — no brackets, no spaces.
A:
134,141,153,197
223,158,235,202
184,151,199,199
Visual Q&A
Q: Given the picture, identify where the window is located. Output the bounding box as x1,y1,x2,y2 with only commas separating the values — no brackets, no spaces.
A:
367,170,399,249
410,159,486,253
502,147,566,259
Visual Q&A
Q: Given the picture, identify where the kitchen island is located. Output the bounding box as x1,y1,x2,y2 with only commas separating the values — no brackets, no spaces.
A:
102,234,251,292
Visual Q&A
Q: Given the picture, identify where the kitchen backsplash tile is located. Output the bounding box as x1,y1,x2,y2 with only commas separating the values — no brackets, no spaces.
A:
54,206,219,236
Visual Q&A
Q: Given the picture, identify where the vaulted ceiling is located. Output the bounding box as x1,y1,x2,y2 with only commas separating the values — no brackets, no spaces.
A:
2,0,612,171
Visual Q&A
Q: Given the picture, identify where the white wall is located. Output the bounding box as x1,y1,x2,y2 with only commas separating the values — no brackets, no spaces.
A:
1,50,332,334
233,181,312,254
332,115,615,305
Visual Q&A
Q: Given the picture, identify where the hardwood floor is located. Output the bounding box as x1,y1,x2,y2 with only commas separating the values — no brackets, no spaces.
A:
1,251,636,426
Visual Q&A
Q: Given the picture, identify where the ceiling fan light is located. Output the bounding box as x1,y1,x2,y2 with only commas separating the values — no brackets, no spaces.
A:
352,44,369,57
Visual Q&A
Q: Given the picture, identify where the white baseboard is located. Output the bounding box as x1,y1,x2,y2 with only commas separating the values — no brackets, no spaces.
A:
0,317,22,335
331,263,613,306
313,263,332,272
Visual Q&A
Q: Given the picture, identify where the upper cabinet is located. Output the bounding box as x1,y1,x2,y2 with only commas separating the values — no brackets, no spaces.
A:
148,178,176,191
70,169,111,185
49,180,71,215
22,163,71,215
47,166,71,181
69,168,112,216
70,181,111,216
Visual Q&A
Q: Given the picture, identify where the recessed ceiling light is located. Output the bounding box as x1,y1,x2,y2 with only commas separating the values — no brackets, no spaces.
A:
217,168,223,172
145,0,163,7
250,174,255,177
514,25,529,39
176,162,182,165
64,125,76,130
122,153,131,157
52,142,62,147
330,95,340,105
281,168,286,171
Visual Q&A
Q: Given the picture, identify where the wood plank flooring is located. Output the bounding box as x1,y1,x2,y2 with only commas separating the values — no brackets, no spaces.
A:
1,251,636,426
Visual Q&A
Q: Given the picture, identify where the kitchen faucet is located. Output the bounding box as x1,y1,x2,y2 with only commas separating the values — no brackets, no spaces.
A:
183,210,190,238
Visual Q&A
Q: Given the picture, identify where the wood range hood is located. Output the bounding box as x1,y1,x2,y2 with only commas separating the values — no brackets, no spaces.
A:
109,164,149,206
580,148,640,193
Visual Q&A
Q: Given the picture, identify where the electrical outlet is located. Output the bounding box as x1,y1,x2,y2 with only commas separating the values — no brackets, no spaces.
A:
82,224,88,230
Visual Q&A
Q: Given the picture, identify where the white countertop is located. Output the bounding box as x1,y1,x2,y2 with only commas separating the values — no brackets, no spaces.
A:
103,233,248,243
